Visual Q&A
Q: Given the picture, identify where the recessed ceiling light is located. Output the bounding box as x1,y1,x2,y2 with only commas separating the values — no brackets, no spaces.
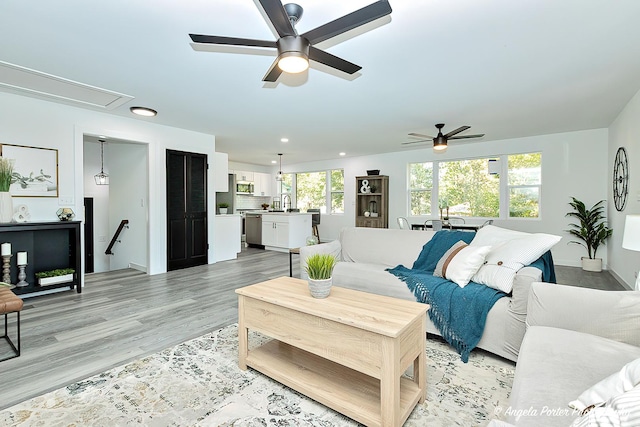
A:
130,106,157,117
281,138,289,143
271,160,277,164
339,152,346,156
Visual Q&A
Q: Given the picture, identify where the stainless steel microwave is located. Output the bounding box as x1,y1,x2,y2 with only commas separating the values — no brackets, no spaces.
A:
236,182,254,194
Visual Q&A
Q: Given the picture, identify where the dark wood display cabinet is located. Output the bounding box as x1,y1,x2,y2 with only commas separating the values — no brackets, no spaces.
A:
0,221,82,297
355,175,389,228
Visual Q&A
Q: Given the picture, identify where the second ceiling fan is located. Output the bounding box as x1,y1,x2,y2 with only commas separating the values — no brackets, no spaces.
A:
189,0,392,82
403,124,485,152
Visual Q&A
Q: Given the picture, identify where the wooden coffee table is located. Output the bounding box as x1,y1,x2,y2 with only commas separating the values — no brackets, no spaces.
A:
236,276,428,427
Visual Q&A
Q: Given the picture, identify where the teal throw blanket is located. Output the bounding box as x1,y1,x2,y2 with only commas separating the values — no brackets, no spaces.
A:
387,230,554,363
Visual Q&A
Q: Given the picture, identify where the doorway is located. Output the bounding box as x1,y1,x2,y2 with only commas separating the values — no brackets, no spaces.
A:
166,149,208,271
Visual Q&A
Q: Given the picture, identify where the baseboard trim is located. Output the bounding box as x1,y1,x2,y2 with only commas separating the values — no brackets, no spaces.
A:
128,263,147,273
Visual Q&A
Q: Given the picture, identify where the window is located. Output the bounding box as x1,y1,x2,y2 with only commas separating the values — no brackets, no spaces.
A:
408,152,541,220
296,172,326,211
439,158,500,218
330,169,344,213
508,153,541,218
277,173,293,210
409,162,433,215
293,169,344,214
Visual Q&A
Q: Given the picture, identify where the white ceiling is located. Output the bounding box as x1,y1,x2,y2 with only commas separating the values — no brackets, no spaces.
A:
2,0,640,166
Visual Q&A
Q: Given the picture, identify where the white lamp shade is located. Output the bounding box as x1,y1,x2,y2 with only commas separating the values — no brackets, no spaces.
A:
622,215,640,251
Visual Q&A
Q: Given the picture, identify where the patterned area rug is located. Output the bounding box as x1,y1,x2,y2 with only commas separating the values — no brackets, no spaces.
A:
0,324,514,426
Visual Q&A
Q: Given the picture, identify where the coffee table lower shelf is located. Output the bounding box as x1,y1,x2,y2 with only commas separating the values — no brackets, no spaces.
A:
246,339,422,427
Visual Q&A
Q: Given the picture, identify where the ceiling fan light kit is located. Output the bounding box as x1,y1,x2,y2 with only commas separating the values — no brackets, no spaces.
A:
404,123,485,152
190,0,392,82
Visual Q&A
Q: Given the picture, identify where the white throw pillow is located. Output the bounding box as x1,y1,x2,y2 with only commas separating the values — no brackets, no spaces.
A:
470,225,531,247
433,240,492,287
570,384,640,427
569,357,640,412
471,233,561,293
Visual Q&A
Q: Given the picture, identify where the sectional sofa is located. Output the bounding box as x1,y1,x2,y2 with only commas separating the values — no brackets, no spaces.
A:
299,226,558,362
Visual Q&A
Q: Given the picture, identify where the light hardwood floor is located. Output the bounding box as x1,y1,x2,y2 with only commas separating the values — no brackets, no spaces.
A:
0,247,625,410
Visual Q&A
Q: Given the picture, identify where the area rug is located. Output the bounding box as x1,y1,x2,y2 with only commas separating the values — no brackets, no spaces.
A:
0,324,514,426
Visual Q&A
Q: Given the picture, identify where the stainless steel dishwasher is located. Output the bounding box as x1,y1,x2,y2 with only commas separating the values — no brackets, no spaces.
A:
245,213,263,247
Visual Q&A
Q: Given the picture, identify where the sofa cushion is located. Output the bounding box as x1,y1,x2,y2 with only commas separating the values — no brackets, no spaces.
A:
412,230,476,272
340,227,436,268
508,326,640,427
570,384,640,427
569,357,640,412
332,261,417,301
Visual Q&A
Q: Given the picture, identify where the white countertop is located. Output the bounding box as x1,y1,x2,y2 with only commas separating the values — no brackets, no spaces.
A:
260,212,312,216
216,214,241,217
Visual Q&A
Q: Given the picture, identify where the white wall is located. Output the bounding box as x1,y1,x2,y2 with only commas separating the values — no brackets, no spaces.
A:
608,87,640,289
0,91,217,276
282,129,609,268
108,142,148,272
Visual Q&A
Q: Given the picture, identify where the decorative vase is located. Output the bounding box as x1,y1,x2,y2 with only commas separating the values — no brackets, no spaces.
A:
308,277,332,298
581,257,602,272
0,192,13,223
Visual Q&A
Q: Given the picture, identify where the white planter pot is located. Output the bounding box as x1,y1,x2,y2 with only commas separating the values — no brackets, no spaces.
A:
308,277,332,299
38,273,74,286
219,208,228,215
581,257,602,272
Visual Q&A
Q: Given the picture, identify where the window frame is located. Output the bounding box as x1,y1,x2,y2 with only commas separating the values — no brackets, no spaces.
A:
287,169,344,215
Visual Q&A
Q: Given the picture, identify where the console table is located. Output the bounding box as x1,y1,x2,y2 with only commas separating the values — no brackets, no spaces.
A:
0,221,82,297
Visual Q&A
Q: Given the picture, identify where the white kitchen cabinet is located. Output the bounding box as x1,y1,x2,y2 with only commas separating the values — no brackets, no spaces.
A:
261,213,311,252
214,214,241,261
235,171,254,182
214,152,229,192
253,172,274,197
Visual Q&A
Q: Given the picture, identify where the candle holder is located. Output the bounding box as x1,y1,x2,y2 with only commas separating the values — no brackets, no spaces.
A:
16,264,28,288
2,254,12,286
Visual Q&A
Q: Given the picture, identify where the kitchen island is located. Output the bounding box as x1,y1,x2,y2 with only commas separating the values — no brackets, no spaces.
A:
261,212,312,252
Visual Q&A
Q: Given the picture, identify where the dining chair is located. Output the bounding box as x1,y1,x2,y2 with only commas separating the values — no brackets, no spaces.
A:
397,217,410,230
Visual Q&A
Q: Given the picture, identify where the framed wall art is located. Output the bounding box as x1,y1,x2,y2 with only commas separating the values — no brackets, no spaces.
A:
0,143,59,197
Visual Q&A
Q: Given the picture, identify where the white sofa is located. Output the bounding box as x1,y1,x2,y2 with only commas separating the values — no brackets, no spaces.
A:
299,227,546,362
489,282,640,426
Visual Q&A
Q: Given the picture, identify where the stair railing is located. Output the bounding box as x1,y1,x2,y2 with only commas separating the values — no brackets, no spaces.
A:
105,220,129,255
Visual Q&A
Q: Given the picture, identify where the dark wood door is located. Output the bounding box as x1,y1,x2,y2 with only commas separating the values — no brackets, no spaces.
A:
166,150,208,271
84,197,94,273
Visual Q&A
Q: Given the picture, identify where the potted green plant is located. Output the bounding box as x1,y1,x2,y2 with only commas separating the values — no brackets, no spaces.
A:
35,268,75,286
566,197,613,272
0,157,14,223
304,253,337,298
218,202,229,215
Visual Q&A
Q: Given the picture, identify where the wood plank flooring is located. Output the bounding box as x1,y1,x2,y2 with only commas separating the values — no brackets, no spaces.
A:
0,247,625,410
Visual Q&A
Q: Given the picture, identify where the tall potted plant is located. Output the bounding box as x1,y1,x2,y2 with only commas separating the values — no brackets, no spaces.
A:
0,158,14,223
566,197,613,272
304,253,337,298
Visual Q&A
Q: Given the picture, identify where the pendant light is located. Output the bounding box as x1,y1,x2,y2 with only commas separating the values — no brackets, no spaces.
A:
275,153,284,182
94,139,109,185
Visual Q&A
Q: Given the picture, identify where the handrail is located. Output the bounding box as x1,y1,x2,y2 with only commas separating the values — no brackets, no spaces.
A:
105,220,129,255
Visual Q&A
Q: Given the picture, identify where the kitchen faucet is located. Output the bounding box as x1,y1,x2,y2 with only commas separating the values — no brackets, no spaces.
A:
283,194,292,212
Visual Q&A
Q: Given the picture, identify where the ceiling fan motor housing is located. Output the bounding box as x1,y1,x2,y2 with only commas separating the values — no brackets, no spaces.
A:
277,36,310,58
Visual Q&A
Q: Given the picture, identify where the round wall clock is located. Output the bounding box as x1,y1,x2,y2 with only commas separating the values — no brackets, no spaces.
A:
613,147,629,211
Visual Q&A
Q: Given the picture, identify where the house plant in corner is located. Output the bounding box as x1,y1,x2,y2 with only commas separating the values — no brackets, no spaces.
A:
0,157,14,223
218,202,229,215
304,253,337,298
566,197,613,272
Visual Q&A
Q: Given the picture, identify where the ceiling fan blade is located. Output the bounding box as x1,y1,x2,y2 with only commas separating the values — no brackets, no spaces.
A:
262,58,283,82
301,1,392,45
448,134,485,140
402,139,430,145
408,132,434,139
444,126,471,138
308,46,361,74
257,0,296,37
189,34,277,48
